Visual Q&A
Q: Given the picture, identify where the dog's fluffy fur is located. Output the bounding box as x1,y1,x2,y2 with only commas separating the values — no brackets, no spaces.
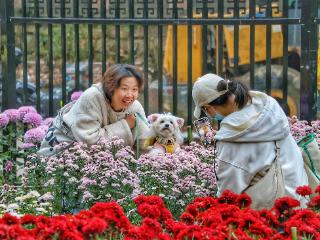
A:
146,113,184,155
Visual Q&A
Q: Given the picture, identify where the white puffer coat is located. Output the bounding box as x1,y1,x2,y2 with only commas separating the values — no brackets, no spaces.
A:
215,91,308,207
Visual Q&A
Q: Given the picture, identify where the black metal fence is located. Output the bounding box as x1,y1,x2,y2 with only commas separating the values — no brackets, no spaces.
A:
0,0,319,125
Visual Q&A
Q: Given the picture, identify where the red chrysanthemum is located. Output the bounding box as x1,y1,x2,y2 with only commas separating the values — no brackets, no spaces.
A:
185,204,199,217
160,208,173,222
296,185,313,196
307,195,320,209
217,190,238,204
82,217,107,236
60,230,84,240
137,203,161,219
141,218,162,234
180,212,195,225
274,197,300,211
1,213,19,225
315,185,320,194
20,215,37,226
237,193,252,208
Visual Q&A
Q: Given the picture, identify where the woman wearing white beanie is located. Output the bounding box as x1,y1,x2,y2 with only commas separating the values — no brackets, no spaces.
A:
192,73,308,209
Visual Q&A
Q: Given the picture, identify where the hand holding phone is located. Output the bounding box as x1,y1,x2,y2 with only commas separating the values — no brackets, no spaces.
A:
193,117,216,145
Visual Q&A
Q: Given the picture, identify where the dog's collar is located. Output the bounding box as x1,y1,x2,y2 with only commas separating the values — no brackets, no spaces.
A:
155,136,176,146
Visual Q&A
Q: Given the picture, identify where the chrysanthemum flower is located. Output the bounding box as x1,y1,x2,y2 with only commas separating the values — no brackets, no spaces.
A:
24,127,46,144
0,113,9,128
18,106,37,120
296,185,313,196
23,112,42,126
3,109,20,122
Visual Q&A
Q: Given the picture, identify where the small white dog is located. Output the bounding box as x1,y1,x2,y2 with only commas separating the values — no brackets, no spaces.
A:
145,113,184,155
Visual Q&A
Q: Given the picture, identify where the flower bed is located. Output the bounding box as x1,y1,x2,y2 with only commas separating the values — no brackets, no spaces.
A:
1,138,217,221
1,188,320,240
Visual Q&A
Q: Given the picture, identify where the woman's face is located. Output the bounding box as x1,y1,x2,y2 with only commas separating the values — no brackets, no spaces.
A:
111,77,139,111
203,94,237,117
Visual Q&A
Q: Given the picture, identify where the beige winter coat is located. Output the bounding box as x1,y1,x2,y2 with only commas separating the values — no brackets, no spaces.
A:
38,83,150,156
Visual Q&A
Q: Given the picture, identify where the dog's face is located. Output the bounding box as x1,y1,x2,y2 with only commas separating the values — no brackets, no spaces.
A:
148,113,184,138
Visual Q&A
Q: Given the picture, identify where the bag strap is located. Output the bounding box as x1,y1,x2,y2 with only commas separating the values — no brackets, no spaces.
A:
298,134,320,181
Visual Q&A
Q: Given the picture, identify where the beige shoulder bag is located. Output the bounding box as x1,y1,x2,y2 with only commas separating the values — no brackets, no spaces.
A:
244,141,285,210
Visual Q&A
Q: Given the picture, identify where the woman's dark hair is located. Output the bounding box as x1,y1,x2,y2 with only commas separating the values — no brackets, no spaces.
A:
209,80,251,109
102,64,144,100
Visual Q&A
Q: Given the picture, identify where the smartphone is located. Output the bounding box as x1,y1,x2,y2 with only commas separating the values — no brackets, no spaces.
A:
193,117,215,146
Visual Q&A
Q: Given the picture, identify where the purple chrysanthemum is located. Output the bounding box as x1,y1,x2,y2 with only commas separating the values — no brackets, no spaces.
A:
24,127,46,144
21,143,36,149
71,91,83,101
42,117,54,126
4,161,13,172
3,109,20,122
18,106,37,120
23,112,43,127
0,113,9,128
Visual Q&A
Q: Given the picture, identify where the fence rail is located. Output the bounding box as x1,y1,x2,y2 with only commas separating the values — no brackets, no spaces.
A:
0,0,319,124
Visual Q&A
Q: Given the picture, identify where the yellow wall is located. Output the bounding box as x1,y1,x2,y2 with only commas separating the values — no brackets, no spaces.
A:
163,25,203,84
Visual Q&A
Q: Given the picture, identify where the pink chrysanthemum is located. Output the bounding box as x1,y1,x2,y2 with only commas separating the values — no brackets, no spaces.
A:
21,143,36,149
18,106,37,120
0,113,9,128
3,109,20,122
24,127,46,144
23,112,43,127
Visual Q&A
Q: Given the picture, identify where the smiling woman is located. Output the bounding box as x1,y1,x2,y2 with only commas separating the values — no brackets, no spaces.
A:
38,64,150,157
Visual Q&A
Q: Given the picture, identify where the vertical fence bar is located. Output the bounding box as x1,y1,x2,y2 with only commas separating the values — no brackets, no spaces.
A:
22,0,28,104
249,0,255,89
143,0,149,115
116,0,121,63
202,0,208,74
61,0,67,105
47,0,54,116
233,0,239,75
282,0,289,113
266,1,272,95
101,0,107,75
187,0,193,126
172,0,178,115
1,0,16,182
129,0,134,65
300,0,318,120
74,0,80,90
157,0,163,113
2,0,16,110
217,0,223,75
88,0,93,86
35,0,41,112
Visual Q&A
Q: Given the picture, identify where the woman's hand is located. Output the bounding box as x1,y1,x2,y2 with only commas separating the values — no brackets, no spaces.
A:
125,113,136,129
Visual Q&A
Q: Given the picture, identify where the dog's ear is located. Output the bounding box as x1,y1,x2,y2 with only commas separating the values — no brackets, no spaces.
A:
176,117,184,128
148,113,160,123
